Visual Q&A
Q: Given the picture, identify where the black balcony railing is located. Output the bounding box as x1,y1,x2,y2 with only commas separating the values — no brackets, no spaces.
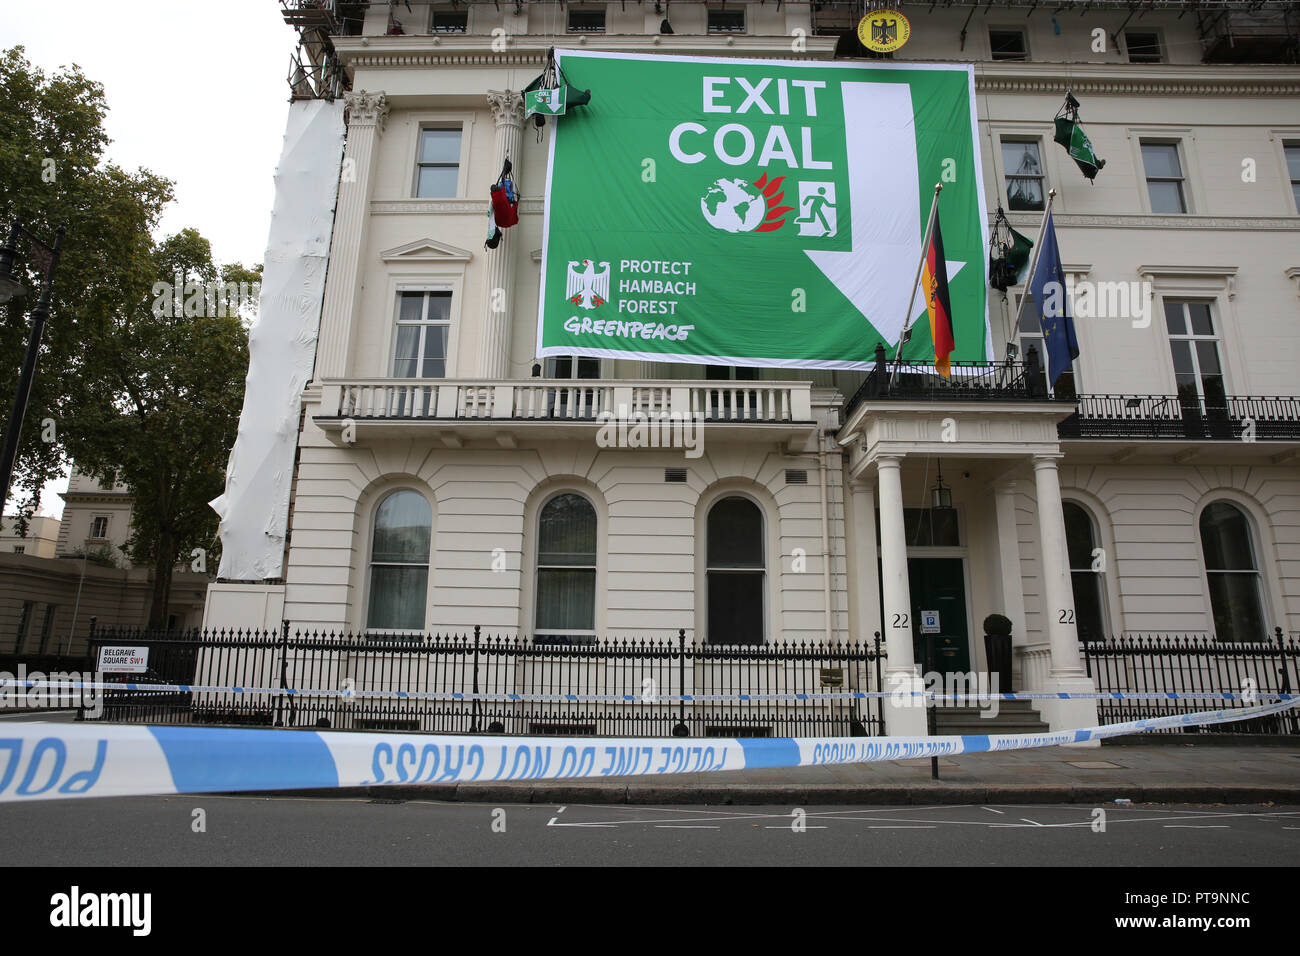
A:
843,344,1054,419
1059,394,1300,441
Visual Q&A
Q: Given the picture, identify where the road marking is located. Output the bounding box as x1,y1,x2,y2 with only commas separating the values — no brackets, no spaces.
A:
764,822,826,832
868,825,937,829
1020,818,1043,826
1163,825,1230,829
656,825,721,829
982,807,1004,815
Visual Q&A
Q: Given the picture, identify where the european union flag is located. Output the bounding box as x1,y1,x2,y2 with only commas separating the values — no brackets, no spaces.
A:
1027,212,1080,387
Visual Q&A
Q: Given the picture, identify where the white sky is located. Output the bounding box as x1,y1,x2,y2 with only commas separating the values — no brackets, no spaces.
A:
1,1,301,517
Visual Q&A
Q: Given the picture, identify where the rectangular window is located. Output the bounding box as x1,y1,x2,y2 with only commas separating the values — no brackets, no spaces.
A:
15,600,34,653
567,8,606,33
1017,300,1077,399
1164,300,1227,412
1142,141,1188,213
415,128,462,198
429,5,468,33
989,29,1028,61
1126,31,1163,63
90,516,109,539
393,291,452,380
37,604,56,654
1286,143,1300,213
708,8,746,33
545,357,601,379
1001,139,1046,211
12,546,23,554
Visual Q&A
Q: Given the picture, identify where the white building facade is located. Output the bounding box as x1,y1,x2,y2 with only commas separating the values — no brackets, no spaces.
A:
205,1,1300,734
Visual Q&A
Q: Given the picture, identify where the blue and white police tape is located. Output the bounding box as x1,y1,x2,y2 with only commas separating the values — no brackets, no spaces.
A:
1,695,1297,803
1,678,1295,705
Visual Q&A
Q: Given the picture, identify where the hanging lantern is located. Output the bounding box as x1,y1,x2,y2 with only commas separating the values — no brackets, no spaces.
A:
931,465,953,511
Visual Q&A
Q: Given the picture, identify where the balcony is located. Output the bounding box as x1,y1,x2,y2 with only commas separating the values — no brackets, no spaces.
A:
842,345,1059,421
1059,395,1300,442
315,378,819,448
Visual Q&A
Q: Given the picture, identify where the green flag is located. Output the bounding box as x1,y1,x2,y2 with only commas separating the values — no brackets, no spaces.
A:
1054,115,1105,181
525,85,567,117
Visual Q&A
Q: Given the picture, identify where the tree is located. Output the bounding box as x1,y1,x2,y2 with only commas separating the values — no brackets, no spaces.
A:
69,229,251,626
0,46,173,519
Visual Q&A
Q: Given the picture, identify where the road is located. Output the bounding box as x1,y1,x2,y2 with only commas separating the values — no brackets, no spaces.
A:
2,797,1297,866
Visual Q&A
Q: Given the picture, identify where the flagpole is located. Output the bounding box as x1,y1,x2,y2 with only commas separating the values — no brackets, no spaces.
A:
890,183,943,388
1010,187,1057,343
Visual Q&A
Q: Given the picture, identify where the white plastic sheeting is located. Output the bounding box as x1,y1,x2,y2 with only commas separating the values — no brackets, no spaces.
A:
211,99,346,580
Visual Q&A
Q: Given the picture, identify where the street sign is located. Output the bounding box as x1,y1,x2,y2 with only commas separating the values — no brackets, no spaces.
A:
921,611,941,634
525,85,568,117
538,51,989,369
97,645,149,674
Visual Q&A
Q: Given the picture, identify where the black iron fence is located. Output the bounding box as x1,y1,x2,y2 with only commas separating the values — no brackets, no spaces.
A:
84,623,887,738
1082,628,1299,735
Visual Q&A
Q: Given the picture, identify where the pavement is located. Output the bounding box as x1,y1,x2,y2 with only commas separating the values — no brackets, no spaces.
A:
271,738,1300,806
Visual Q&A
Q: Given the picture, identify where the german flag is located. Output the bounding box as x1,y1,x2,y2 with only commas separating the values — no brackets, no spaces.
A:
921,212,956,378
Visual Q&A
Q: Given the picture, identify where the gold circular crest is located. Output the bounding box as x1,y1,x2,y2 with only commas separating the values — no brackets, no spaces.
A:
857,9,911,53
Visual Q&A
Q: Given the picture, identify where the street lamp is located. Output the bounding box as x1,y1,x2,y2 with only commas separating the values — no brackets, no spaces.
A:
0,220,67,509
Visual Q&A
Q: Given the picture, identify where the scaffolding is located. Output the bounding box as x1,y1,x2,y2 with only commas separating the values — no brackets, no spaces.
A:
276,0,1300,93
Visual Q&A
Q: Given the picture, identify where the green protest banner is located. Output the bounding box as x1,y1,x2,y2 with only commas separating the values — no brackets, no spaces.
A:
537,51,990,369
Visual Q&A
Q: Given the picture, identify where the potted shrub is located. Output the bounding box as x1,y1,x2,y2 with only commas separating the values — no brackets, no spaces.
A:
983,614,1014,693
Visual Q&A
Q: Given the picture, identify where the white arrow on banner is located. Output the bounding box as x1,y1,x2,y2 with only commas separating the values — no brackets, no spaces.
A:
806,81,963,351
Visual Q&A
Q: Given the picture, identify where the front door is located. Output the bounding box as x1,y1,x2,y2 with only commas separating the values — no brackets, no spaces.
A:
908,557,971,676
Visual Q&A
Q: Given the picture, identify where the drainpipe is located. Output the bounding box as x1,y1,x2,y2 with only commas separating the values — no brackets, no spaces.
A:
817,430,833,644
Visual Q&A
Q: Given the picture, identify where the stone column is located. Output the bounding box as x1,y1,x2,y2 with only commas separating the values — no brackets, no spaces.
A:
846,481,881,644
479,90,525,380
992,479,1030,680
315,90,389,381
1032,454,1099,736
877,455,927,735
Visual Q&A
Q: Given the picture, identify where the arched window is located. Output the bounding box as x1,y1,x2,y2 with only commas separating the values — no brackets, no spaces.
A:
706,496,765,645
535,493,597,644
366,490,432,632
1063,501,1107,642
1200,501,1268,642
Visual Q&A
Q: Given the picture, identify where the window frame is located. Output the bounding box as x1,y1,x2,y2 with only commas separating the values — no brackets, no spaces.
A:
988,26,1029,61
1197,500,1270,643
392,288,454,381
707,5,747,34
1124,30,1164,63
533,491,599,645
89,515,110,540
1000,137,1048,212
1012,290,1080,399
1162,298,1228,411
1140,139,1189,214
566,6,607,33
413,125,465,199
1284,140,1300,215
363,488,434,638
428,2,468,34
1062,501,1109,643
704,494,767,646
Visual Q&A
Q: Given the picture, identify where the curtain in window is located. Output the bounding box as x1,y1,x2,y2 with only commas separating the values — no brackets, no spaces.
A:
536,494,597,637
367,490,432,632
1200,501,1267,642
